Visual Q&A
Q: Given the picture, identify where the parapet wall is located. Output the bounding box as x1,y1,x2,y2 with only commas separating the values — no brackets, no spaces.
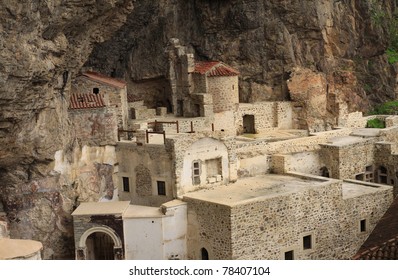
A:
237,128,353,156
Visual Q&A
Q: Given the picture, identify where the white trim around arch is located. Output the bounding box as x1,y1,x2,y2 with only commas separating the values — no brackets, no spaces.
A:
78,226,123,249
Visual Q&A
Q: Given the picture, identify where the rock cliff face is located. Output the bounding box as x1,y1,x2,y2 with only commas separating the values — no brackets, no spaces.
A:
0,0,133,259
0,0,397,259
87,0,397,113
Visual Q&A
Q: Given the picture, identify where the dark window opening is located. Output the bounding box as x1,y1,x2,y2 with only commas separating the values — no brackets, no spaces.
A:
360,219,366,232
122,177,130,192
130,108,136,119
243,114,255,134
177,100,184,117
157,181,166,196
201,248,209,260
303,235,312,250
284,250,294,260
356,174,364,181
194,104,201,117
93,88,100,94
320,167,330,178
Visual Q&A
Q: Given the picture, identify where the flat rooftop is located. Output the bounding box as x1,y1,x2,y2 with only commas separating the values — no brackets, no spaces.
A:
342,181,392,199
323,135,364,147
72,201,130,216
183,174,330,206
123,205,163,219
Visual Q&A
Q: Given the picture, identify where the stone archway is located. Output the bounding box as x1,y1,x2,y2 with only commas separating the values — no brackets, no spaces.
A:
76,226,123,260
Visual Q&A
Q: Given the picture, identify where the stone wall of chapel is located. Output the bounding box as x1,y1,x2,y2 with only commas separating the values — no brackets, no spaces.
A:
208,76,239,113
72,76,127,129
229,180,392,260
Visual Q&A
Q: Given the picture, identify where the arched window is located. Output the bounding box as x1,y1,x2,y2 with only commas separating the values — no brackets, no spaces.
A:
320,166,330,178
201,248,209,260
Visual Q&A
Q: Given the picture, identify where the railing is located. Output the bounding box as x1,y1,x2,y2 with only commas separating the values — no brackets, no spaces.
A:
148,120,179,133
146,130,166,144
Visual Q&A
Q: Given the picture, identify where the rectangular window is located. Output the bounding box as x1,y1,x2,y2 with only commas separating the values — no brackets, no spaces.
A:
284,250,294,260
365,165,374,182
360,219,367,232
193,161,201,185
157,181,166,196
122,177,130,192
303,235,312,250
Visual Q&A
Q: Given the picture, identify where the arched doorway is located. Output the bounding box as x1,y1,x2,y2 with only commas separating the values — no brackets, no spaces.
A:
86,232,115,260
77,226,123,260
201,248,209,260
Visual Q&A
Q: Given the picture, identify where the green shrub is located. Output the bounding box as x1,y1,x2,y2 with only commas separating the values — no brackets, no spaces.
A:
366,118,385,128
369,101,398,115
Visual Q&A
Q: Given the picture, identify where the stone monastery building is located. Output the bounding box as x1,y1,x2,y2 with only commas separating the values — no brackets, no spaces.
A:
64,42,398,260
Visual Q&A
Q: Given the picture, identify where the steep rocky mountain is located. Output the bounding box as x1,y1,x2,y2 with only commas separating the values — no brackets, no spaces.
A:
0,0,397,259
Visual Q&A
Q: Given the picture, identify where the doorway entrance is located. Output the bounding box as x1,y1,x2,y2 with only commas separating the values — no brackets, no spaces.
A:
243,115,255,134
86,232,115,260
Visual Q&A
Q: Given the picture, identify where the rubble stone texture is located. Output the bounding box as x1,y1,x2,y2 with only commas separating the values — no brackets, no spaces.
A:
0,0,397,259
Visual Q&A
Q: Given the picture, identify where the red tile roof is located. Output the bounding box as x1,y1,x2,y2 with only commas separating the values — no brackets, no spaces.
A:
127,94,143,102
353,197,398,260
69,93,106,110
194,61,239,77
82,71,126,88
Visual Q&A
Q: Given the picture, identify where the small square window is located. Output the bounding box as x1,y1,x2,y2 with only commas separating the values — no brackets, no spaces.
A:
284,250,294,260
157,181,166,196
122,177,130,192
93,88,100,94
360,219,367,232
303,235,312,250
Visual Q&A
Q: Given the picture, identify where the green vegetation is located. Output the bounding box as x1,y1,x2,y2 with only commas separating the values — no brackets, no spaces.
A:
369,1,398,64
366,118,385,128
369,100,398,115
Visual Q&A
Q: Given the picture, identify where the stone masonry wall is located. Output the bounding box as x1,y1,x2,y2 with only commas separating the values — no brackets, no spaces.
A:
320,138,377,179
272,151,323,176
185,198,232,260
236,102,294,134
116,142,174,206
236,102,275,132
208,76,238,113
229,179,392,259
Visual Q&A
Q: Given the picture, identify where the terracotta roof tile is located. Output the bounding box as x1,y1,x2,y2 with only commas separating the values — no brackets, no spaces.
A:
127,94,143,102
69,93,105,110
82,71,126,88
353,196,398,260
194,61,239,77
